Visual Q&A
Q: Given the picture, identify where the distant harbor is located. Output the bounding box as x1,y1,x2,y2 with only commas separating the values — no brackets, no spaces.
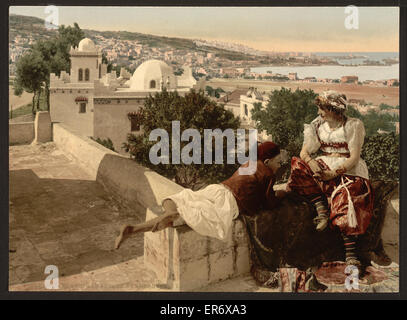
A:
314,52,399,66
250,63,399,82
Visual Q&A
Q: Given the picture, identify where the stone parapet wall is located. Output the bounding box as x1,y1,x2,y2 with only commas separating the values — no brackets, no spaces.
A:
96,154,183,210
144,207,250,291
9,112,52,146
52,123,251,290
382,194,399,263
53,123,117,180
33,111,52,143
9,122,34,145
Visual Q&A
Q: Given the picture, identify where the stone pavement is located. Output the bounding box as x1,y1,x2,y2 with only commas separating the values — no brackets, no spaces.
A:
9,143,157,291
8,143,269,292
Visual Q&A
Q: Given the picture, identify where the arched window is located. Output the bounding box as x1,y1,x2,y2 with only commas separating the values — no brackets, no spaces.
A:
150,80,156,89
244,104,248,116
85,68,90,81
78,68,83,81
99,64,101,78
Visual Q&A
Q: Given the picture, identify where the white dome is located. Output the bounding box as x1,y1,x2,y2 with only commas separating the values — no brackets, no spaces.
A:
78,38,96,52
129,59,177,91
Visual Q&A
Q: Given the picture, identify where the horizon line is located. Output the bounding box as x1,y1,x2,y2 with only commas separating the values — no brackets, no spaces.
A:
10,12,399,54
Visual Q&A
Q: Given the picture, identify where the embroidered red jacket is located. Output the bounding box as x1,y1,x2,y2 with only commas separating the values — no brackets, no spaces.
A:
221,160,278,216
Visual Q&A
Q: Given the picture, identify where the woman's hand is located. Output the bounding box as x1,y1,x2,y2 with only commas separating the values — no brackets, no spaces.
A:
308,159,322,175
318,170,338,181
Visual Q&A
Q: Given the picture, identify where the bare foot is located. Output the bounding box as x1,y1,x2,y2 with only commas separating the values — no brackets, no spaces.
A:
115,225,133,249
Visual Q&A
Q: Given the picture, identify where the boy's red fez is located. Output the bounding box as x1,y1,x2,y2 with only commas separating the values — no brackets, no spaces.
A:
257,141,280,162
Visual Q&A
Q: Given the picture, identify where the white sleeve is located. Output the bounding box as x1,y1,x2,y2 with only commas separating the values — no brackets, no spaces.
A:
346,118,365,153
303,122,321,154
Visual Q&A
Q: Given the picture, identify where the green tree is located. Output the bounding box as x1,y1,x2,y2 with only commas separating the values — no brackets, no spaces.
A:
347,105,397,135
363,110,395,135
251,87,318,180
346,105,363,119
123,89,240,190
102,52,114,73
13,50,48,114
215,87,225,95
205,86,224,98
361,133,399,181
379,103,394,110
31,39,64,111
205,85,214,97
111,65,122,77
13,23,84,112
55,23,85,70
252,87,318,158
173,67,184,76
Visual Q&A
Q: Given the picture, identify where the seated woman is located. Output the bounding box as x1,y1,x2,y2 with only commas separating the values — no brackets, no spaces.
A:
115,141,284,249
286,90,374,272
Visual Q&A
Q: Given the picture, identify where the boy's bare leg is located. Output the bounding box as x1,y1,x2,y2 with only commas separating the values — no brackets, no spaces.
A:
115,199,180,249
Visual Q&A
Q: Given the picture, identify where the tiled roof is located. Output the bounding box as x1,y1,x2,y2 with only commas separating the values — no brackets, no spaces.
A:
218,88,247,105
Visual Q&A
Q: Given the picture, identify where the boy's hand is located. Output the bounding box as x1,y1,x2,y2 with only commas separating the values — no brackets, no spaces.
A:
275,190,287,198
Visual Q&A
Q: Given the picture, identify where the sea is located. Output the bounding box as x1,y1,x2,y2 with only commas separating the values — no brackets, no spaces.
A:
251,52,399,82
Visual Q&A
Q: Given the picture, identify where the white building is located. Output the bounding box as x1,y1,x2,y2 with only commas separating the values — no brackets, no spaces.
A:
239,87,272,142
50,38,204,153
240,87,268,125
218,87,272,142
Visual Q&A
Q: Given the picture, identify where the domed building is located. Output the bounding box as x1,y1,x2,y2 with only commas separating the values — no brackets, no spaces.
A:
50,38,205,153
68,37,105,84
129,59,177,91
78,38,97,52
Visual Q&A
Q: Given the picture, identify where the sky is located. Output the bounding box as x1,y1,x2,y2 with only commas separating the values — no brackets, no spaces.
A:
9,6,399,52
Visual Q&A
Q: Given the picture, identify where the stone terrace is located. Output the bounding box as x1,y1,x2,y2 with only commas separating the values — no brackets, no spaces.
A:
9,142,272,292
9,143,157,291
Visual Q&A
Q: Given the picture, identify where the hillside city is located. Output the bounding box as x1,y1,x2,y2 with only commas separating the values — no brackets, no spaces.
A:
9,14,399,87
9,14,400,135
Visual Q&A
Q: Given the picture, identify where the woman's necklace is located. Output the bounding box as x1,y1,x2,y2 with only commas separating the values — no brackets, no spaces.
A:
327,119,344,131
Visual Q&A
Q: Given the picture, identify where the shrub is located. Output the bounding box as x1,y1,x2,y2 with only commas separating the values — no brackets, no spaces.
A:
123,89,241,190
92,137,116,152
361,132,399,181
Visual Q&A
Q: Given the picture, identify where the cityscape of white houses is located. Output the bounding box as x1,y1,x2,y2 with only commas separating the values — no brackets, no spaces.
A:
48,37,398,152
